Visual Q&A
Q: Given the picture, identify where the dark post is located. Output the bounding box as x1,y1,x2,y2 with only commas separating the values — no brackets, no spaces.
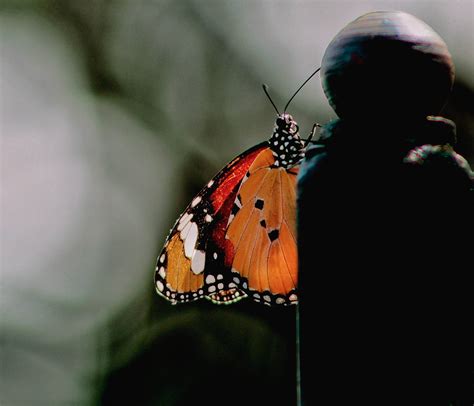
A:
297,11,473,405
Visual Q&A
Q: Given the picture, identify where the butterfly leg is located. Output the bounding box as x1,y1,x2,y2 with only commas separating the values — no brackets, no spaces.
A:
304,123,321,146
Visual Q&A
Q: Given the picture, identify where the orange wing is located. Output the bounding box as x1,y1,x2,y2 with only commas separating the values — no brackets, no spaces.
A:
155,143,268,304
225,149,299,306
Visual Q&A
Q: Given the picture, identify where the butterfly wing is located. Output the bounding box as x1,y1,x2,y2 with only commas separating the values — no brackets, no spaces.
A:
155,142,268,304
225,149,299,306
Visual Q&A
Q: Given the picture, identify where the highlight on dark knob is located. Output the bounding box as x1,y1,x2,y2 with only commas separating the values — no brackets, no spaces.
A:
320,11,455,121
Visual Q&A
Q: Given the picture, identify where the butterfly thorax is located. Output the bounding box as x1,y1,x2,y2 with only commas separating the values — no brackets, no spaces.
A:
269,113,306,169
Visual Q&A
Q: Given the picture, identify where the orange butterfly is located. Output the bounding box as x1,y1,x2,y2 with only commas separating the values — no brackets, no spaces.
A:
155,70,320,306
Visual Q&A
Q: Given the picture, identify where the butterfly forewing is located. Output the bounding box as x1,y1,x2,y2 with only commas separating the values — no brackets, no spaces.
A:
155,142,268,304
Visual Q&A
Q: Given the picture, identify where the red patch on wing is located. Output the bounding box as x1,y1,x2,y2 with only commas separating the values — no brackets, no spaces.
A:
209,145,266,212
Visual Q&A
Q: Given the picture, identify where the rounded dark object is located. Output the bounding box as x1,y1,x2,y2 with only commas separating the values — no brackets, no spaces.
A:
321,11,455,120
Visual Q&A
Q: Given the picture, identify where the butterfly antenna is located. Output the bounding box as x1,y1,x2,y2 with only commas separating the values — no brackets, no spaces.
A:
262,84,280,115
284,67,321,112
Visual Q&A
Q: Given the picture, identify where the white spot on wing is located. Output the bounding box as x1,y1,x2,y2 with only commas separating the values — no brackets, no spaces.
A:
159,254,165,263
156,281,164,292
177,212,193,232
180,220,192,240
205,214,213,222
158,267,166,279
213,252,218,260
217,283,224,289
208,285,216,293
217,274,223,280
191,196,201,207
276,298,285,304
206,275,216,284
227,214,235,226
289,294,298,302
191,250,206,274
184,222,198,258
207,180,214,187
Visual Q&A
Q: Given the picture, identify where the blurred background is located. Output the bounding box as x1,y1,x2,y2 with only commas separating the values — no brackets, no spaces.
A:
1,1,473,405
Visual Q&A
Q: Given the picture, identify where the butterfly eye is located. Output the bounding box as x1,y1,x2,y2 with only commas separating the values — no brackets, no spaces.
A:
276,118,285,127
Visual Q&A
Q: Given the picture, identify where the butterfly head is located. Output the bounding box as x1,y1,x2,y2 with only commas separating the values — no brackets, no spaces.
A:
269,113,306,168
276,113,297,132
262,67,322,169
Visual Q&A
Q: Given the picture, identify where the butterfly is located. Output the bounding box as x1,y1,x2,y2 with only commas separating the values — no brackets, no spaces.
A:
155,68,321,306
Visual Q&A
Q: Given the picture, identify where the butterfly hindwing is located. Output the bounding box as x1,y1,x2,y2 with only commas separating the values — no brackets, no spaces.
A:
225,149,299,306
155,142,268,304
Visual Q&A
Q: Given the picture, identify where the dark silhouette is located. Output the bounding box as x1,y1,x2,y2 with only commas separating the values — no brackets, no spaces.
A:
298,11,473,405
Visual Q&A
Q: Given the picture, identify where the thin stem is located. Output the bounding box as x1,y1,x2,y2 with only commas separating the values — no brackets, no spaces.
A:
296,305,302,406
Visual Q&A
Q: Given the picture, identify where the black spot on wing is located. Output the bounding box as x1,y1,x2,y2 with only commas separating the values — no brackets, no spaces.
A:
255,199,264,210
231,203,240,215
268,229,279,242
